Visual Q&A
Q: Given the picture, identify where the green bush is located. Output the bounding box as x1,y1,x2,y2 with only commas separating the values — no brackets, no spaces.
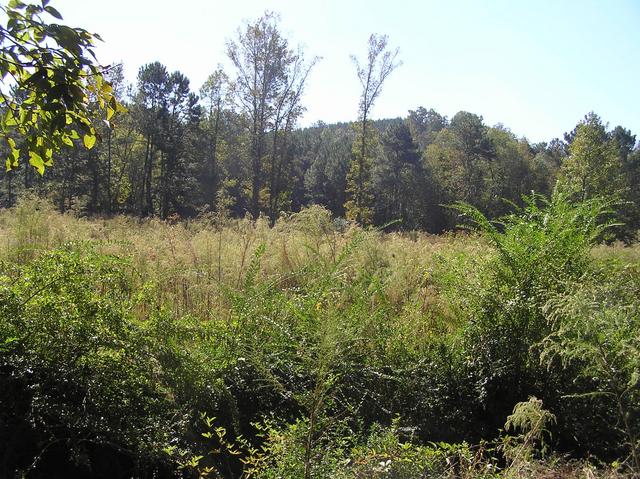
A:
453,193,618,438
542,265,640,471
0,248,216,477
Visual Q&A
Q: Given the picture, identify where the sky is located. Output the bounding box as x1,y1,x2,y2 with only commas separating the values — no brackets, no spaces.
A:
51,0,640,143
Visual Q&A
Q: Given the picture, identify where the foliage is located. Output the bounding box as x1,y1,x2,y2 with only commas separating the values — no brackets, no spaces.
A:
226,11,317,219
0,0,121,174
0,247,221,476
345,34,400,225
373,120,428,228
0,3,639,477
0,198,639,477
452,192,619,437
350,34,401,126
557,112,626,203
132,61,201,217
344,121,379,224
501,397,557,470
0,4,637,237
542,266,640,472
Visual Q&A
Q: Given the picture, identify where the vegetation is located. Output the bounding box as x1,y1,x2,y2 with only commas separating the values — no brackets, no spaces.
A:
345,33,400,224
0,7,637,239
0,0,120,173
0,194,638,477
1,2,639,478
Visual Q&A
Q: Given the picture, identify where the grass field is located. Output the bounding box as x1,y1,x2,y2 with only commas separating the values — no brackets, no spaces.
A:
1,196,638,478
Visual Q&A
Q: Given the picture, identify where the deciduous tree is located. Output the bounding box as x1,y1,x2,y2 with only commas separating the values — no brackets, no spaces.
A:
226,12,316,219
200,67,229,210
345,34,400,224
1,0,119,174
557,112,625,202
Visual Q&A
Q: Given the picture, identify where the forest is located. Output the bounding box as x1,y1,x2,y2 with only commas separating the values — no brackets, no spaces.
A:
0,12,638,234
1,3,640,479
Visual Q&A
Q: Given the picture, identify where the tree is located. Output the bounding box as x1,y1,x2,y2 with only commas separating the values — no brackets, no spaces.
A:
484,126,536,216
373,120,424,228
132,62,169,216
200,67,229,211
610,125,636,163
557,112,625,202
406,106,447,150
302,123,353,216
344,123,380,224
424,112,495,228
531,139,566,197
267,48,318,220
131,63,200,218
610,125,639,235
1,0,119,174
158,71,200,218
226,12,316,219
100,63,129,214
345,34,400,224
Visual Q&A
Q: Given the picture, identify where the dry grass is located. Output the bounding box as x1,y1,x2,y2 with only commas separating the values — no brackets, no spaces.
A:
3,198,637,356
0,200,490,326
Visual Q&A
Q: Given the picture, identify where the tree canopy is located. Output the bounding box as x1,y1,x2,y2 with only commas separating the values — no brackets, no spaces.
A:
0,9,638,238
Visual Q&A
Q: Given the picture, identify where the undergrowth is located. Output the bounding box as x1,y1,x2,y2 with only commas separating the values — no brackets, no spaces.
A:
0,195,638,478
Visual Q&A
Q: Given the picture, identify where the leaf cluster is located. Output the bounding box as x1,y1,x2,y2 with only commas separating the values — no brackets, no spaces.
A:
0,0,121,173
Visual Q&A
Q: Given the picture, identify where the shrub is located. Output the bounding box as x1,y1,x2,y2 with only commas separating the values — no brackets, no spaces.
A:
0,249,212,477
452,193,617,437
542,265,640,472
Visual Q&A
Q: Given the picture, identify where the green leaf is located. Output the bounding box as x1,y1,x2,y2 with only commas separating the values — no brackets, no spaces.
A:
4,112,18,127
44,5,63,19
83,133,96,150
62,136,74,147
101,82,113,95
9,141,20,162
29,151,45,175
44,148,53,165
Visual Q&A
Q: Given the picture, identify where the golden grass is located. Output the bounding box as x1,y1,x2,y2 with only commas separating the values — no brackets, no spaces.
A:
2,197,636,351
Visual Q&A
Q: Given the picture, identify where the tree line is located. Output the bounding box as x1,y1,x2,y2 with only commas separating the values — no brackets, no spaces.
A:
1,12,639,236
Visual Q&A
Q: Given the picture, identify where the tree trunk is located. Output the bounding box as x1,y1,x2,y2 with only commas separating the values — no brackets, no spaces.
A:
142,136,154,217
210,103,221,209
107,128,112,214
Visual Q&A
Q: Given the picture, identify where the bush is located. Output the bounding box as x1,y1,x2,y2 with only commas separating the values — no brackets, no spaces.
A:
0,248,215,477
453,193,618,440
542,265,640,471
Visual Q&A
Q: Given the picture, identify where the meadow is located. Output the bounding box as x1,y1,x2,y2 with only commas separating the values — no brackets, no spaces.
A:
1,195,638,478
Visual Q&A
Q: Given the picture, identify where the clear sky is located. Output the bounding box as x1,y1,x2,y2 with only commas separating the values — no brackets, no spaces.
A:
53,0,640,143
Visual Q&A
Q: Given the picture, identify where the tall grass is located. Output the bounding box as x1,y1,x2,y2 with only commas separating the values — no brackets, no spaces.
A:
0,198,489,344
1,195,638,478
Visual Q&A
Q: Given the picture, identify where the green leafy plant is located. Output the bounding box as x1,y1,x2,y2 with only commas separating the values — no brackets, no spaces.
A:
0,248,201,476
1,0,122,173
501,397,557,475
542,266,640,473
451,192,618,434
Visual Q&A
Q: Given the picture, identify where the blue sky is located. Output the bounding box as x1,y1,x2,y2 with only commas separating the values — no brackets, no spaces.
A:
54,0,640,143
